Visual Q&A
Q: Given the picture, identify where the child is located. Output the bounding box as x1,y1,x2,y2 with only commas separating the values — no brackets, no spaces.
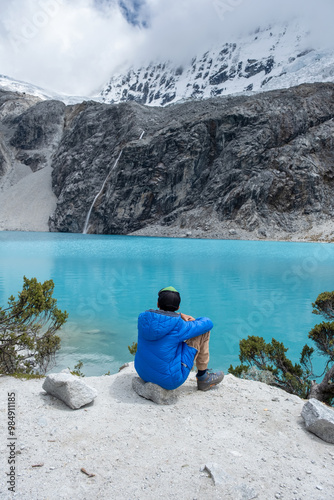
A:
135,286,224,391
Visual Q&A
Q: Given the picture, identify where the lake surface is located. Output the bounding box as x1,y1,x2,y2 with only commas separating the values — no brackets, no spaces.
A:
1,231,333,376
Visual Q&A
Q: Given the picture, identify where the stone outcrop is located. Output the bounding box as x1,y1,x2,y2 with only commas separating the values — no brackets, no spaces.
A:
6,98,65,171
42,370,98,409
301,398,334,444
1,83,334,237
0,89,43,180
0,90,61,231
132,376,178,405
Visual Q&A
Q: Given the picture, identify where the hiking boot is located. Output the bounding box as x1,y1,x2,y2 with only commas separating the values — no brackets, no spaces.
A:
196,370,224,391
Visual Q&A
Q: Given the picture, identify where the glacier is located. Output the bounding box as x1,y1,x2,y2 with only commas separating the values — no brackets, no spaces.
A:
99,20,334,106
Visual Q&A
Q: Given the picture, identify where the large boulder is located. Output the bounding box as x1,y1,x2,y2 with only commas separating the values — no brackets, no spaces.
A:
43,371,97,410
132,376,178,405
301,398,334,444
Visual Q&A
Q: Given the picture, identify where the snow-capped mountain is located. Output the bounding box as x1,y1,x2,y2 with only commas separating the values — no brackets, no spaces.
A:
1,20,334,108
100,21,334,106
0,74,101,105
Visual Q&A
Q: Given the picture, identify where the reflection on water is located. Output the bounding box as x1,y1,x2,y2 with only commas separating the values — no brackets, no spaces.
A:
1,231,334,376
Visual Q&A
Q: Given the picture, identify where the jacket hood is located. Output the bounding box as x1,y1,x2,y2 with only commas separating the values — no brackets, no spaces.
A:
138,309,181,341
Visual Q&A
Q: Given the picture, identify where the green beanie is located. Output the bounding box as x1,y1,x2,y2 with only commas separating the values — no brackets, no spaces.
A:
160,286,179,293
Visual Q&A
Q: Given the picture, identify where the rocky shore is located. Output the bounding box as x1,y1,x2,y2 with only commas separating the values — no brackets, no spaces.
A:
1,363,333,500
128,218,334,243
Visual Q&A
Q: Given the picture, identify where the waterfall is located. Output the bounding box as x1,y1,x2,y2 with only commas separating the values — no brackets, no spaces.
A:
82,150,123,234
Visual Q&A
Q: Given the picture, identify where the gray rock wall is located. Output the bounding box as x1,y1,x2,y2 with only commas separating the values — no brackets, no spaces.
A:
50,83,334,235
1,83,334,236
6,99,66,172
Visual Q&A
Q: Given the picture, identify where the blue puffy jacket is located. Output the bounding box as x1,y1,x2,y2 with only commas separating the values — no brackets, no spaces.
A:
134,309,213,390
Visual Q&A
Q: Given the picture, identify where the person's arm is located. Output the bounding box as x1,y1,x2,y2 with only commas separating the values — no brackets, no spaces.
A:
178,316,213,341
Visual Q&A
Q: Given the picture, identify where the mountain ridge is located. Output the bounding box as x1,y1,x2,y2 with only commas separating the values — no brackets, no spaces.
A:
0,74,101,106
1,21,334,108
99,21,334,106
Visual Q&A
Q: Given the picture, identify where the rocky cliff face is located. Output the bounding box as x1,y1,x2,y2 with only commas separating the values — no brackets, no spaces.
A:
1,83,334,237
0,90,60,231
0,91,65,173
49,83,334,236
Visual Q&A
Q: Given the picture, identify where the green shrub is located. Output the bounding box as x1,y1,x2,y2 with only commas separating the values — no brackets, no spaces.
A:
229,291,334,405
0,276,68,375
69,360,85,377
128,341,137,356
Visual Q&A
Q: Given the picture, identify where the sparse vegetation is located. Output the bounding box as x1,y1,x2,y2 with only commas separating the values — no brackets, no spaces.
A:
0,277,68,375
9,372,44,380
69,360,85,377
128,341,137,356
229,291,334,406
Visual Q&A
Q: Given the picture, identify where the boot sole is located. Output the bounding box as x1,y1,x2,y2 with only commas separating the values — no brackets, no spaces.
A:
197,381,222,391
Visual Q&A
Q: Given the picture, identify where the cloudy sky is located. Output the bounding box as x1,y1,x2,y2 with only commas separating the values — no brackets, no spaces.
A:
0,0,333,96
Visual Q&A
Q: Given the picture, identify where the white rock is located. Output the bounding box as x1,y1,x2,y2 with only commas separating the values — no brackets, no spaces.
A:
203,463,258,499
301,398,334,444
38,416,48,427
42,372,97,410
132,376,178,405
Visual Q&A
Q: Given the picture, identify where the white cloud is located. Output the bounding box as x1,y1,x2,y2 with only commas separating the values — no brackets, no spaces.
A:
139,0,334,64
0,0,333,95
0,0,143,95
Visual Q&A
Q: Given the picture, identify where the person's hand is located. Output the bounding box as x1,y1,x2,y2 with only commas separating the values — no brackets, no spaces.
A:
180,313,195,322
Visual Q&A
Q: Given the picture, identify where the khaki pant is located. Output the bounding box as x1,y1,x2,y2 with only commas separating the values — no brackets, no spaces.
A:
185,331,210,371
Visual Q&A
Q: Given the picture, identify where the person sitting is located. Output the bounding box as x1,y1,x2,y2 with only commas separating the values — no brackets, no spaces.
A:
135,286,224,391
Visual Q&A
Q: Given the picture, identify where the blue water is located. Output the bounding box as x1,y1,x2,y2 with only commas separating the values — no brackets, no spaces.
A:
0,231,334,376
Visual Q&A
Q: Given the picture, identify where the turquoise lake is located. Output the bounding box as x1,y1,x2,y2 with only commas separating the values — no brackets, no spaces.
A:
0,231,334,376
